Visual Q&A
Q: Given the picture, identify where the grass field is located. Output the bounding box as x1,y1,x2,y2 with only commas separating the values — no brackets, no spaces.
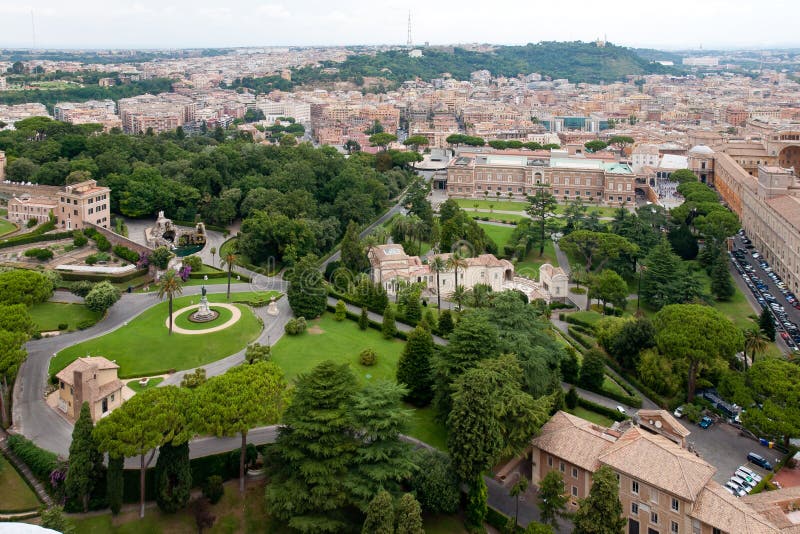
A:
126,377,164,393
29,302,103,332
477,223,516,251
469,212,527,223
454,198,528,212
0,454,40,513
568,406,615,427
567,310,604,327
50,292,274,379
515,240,559,279
0,218,16,237
271,313,448,449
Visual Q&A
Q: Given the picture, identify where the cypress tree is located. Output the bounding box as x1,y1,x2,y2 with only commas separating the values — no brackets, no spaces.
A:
359,306,369,330
65,402,104,512
395,493,425,534
404,291,422,324
396,326,434,406
107,455,124,516
759,307,776,341
640,238,686,310
437,309,454,336
381,306,397,339
334,299,347,321
362,490,394,534
710,255,735,301
154,441,192,513
341,221,368,274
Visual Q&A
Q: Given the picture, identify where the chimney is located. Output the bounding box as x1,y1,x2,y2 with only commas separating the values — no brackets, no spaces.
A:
72,369,86,420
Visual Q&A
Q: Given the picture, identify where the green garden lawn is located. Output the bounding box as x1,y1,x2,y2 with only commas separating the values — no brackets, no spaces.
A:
126,377,164,393
477,223,515,251
0,218,16,237
49,292,274,379
568,406,614,427
469,212,527,222
0,454,40,512
271,313,448,449
515,240,559,279
454,198,528,212
29,302,103,332
173,305,233,330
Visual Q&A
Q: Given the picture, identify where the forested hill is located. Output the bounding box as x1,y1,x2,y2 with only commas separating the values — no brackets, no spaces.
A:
287,41,671,87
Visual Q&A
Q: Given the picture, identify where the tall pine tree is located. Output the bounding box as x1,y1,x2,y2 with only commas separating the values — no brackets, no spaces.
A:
107,455,124,516
65,402,104,512
265,361,358,532
397,326,434,406
154,441,192,513
287,254,327,319
759,307,776,341
710,254,735,301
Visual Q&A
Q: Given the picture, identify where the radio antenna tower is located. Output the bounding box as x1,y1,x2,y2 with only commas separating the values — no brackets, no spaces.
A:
406,11,412,47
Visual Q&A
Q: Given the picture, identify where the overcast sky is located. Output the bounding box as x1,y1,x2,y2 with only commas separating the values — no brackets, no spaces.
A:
0,0,796,51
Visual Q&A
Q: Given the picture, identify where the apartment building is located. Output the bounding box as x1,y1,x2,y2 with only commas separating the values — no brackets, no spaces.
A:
53,100,121,131
7,194,57,224
530,411,783,534
117,93,196,134
56,179,111,230
445,152,638,206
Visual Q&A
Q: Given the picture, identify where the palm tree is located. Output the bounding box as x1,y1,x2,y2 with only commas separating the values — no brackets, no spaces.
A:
209,246,216,267
157,269,183,336
220,250,237,301
451,284,468,312
743,327,768,371
429,256,447,310
447,252,468,296
510,475,529,532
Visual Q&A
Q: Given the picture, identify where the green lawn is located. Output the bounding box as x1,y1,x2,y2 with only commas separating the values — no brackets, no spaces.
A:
567,310,604,327
602,376,629,398
515,240,559,279
50,292,273,379
126,377,164,393
0,218,16,237
478,223,516,252
0,454,40,512
29,301,103,332
469,212,527,222
568,406,615,427
454,198,528,212
271,313,448,449
173,305,234,330
424,513,469,534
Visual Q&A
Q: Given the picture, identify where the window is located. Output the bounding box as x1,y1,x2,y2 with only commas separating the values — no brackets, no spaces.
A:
631,502,639,514
547,456,553,467
632,480,639,494
671,521,679,534
102,397,108,413
60,382,64,390
650,489,659,504
110,393,115,402
572,467,578,478
559,461,565,473
571,486,578,497
712,529,721,534
651,511,658,525
671,498,679,513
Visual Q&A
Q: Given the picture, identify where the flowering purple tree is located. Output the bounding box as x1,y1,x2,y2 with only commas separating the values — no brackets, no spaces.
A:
137,254,150,269
178,264,192,282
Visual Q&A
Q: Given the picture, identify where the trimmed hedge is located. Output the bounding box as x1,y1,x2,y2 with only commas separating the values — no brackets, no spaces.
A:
112,245,140,263
577,396,628,422
564,314,598,330
601,352,668,409
0,231,73,250
6,433,60,483
568,326,594,350
59,268,149,283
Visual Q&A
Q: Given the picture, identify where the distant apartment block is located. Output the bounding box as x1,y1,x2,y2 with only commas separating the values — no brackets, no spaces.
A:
54,100,122,131
117,93,196,134
0,103,50,127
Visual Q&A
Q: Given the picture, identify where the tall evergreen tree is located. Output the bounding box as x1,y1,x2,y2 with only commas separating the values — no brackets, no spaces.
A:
266,362,358,532
347,381,415,510
759,307,776,341
65,402,104,512
538,470,568,529
397,326,434,406
437,309,455,336
287,254,327,319
710,254,735,301
341,220,368,274
359,306,369,330
361,490,394,534
381,305,397,339
466,476,488,530
154,441,192,513
573,466,626,534
395,493,425,534
640,238,699,310
107,455,124,516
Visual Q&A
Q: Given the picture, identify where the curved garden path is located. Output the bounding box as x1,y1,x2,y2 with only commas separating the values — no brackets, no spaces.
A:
166,302,242,335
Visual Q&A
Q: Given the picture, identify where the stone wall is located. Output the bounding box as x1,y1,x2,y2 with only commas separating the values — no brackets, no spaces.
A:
85,222,156,277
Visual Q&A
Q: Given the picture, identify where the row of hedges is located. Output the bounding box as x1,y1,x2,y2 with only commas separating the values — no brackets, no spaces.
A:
577,396,628,422
600,352,669,409
328,287,386,316
567,326,595,350
6,433,60,484
112,245,140,263
325,302,409,341
599,380,642,409
58,268,149,283
561,313,596,330
0,230,73,250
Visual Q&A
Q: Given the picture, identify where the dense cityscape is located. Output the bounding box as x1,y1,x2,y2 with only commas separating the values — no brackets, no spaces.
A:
0,13,800,534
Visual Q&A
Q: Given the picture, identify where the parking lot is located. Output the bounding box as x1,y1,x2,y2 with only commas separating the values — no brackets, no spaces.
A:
686,419,774,485
731,232,798,354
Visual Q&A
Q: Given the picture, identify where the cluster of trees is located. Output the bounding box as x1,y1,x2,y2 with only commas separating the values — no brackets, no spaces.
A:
91,361,289,518
0,118,412,262
0,78,174,109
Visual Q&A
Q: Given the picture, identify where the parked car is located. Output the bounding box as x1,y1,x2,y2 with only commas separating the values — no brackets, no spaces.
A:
738,466,763,483
673,406,684,418
747,452,773,471
724,481,747,497
730,475,755,492
699,416,714,429
616,406,626,415
735,469,759,487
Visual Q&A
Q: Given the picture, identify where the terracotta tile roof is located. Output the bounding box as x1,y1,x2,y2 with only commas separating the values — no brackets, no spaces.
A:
742,486,800,531
637,409,691,438
691,481,781,534
531,411,619,471
599,427,715,501
55,356,119,385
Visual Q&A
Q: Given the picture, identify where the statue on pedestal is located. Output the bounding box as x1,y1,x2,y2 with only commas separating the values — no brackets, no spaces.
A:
267,297,279,316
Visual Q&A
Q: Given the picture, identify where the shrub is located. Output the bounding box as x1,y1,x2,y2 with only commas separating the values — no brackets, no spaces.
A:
284,317,307,335
24,248,54,261
93,234,111,252
358,307,369,330
182,255,203,272
112,245,139,263
566,386,579,409
408,449,460,514
202,475,224,505
77,319,94,330
84,280,121,313
334,299,346,321
27,218,38,228
359,348,377,366
57,323,68,330
73,232,88,248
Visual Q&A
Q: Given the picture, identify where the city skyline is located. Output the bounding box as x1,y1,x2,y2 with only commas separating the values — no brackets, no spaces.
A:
0,0,797,50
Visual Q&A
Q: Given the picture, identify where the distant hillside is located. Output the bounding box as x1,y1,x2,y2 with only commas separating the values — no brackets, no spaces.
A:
289,41,671,86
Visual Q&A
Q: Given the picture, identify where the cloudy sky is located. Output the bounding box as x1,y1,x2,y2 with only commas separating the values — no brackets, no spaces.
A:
0,0,796,50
